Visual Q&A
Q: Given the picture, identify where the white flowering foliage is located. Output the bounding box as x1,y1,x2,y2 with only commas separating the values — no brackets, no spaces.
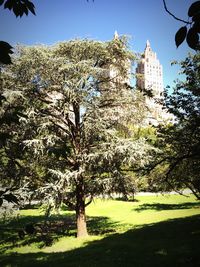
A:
1,37,155,213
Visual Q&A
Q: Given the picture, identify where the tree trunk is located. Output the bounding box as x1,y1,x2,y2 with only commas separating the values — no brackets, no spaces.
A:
76,179,88,238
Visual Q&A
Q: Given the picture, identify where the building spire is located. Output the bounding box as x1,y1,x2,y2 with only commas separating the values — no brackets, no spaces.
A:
114,30,119,39
146,40,151,49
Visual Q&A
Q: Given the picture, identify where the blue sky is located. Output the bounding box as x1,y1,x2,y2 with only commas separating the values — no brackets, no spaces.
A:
1,0,193,88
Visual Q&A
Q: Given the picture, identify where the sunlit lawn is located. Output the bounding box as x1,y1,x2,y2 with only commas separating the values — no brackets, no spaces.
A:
0,194,200,266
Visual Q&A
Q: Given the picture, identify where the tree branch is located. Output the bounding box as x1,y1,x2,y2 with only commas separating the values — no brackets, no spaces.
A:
163,0,190,24
85,195,93,207
63,198,76,210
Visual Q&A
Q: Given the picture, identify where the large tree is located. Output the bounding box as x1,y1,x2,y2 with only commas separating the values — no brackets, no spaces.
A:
2,37,154,237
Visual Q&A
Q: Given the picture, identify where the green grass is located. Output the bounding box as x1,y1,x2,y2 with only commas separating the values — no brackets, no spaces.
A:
0,194,200,266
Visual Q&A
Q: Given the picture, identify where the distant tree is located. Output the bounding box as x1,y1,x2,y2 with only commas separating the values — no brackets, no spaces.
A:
148,52,200,199
2,37,155,237
163,0,200,50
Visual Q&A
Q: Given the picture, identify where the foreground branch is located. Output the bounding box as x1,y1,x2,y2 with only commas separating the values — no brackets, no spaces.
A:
163,0,190,24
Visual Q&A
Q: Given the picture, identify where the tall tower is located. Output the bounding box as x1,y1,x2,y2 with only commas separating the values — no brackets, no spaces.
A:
136,41,168,125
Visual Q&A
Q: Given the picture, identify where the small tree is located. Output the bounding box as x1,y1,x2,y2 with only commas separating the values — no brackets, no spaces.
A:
3,37,154,237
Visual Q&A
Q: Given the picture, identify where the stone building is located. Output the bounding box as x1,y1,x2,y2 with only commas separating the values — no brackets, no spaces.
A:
136,40,174,125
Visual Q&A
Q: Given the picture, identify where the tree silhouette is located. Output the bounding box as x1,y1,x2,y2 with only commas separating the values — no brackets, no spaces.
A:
0,0,35,64
163,0,200,50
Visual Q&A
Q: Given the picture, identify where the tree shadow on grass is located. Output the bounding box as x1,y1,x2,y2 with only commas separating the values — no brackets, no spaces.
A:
0,214,200,267
0,214,75,253
87,216,118,235
0,214,118,253
134,202,200,212
114,197,140,202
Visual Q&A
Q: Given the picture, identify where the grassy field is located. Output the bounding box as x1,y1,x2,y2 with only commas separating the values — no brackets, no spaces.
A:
0,194,200,266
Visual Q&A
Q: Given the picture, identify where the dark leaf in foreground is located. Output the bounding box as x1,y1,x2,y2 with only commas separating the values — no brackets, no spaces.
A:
193,21,200,33
188,1,200,17
175,26,187,48
192,13,200,22
186,27,199,50
4,0,12,10
0,54,12,64
13,2,21,17
0,40,13,50
3,0,35,16
21,3,28,16
26,0,35,15
0,41,13,64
